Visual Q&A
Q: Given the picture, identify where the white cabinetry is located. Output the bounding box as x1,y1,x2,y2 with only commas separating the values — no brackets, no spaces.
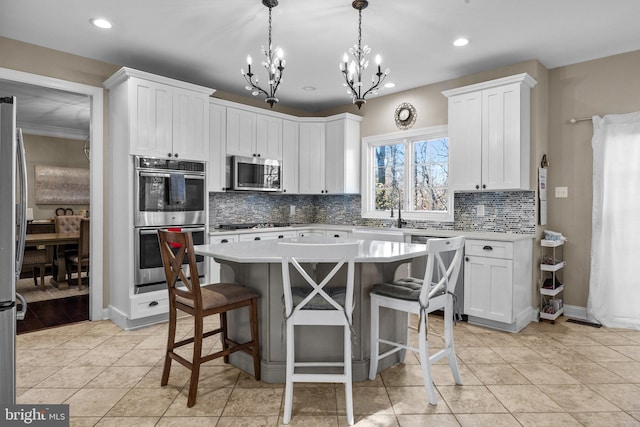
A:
281,119,299,194
298,121,326,194
104,68,211,161
226,107,282,159
540,239,565,322
208,234,239,283
104,67,214,329
443,73,537,192
325,114,362,194
463,238,533,332
208,101,227,192
239,230,296,242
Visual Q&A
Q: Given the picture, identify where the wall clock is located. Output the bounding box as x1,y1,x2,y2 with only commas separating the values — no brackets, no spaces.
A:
394,102,417,130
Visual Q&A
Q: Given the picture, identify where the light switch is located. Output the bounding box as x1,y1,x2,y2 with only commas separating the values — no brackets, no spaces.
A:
555,187,568,198
476,205,485,217
290,205,296,216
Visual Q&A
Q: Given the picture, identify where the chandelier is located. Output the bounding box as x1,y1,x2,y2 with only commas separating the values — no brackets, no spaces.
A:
340,0,390,109
241,0,285,108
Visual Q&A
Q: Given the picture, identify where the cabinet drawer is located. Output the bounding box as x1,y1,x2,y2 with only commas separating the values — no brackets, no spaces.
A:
465,239,513,259
130,290,169,319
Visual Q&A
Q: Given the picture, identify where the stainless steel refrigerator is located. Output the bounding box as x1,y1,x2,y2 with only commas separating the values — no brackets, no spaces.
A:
0,96,28,405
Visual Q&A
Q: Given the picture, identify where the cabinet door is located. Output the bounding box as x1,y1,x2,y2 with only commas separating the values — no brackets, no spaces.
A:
448,92,482,191
482,83,525,190
325,117,361,194
464,255,513,323
208,234,238,283
226,107,256,157
281,119,299,194
208,103,227,192
299,122,326,194
172,88,209,160
130,78,173,157
256,114,283,159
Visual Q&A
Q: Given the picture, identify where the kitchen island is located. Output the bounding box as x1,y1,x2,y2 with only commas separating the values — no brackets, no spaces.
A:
194,237,429,383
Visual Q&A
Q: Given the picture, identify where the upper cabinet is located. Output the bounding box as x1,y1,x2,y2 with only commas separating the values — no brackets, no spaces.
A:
443,73,537,192
208,102,227,192
298,121,326,194
281,119,299,194
104,68,213,161
325,114,362,194
226,107,282,159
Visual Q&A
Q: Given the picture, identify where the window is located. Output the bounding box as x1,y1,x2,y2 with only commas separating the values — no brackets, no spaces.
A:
361,125,452,222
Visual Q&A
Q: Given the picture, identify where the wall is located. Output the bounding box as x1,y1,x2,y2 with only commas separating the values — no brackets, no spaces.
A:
548,49,640,308
23,134,90,220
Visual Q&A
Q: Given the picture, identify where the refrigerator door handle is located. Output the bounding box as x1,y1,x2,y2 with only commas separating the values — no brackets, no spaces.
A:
15,293,26,321
15,128,27,281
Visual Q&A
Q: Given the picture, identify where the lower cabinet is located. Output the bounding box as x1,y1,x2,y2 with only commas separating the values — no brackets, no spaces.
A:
463,238,533,332
208,234,239,283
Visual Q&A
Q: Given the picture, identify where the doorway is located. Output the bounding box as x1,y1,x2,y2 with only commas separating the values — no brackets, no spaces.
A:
0,67,104,326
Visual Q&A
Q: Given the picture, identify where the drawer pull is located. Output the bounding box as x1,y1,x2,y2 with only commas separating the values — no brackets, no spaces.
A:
254,237,261,241
465,257,469,262
278,235,284,239
482,245,493,251
148,301,159,307
221,239,229,243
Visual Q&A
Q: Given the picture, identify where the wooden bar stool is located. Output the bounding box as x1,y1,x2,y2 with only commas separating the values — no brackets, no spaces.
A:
158,229,261,407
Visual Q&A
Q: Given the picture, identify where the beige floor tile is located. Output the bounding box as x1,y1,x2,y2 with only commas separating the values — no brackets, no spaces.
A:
134,333,171,350
86,366,152,389
617,331,640,344
73,347,130,367
512,412,582,426
285,385,338,415
537,384,620,412
511,363,580,384
491,346,548,364
342,414,398,426
456,346,505,364
96,334,148,350
585,331,640,346
107,387,180,417
487,384,564,413
197,365,241,388
519,333,566,349
35,365,106,389
135,365,191,390
112,348,164,367
466,364,530,385
17,387,77,404
380,363,427,387
234,371,284,388
600,361,640,383
544,332,600,346
57,334,112,350
431,364,481,386
451,332,485,347
95,417,159,426
437,385,507,414
628,412,640,423
16,365,59,388
28,348,89,367
571,411,640,427
84,321,123,336
395,414,459,426
558,362,627,384
475,333,524,347
530,345,594,365
16,333,70,349
69,417,102,427
587,383,640,411
456,413,522,427
156,416,222,427
164,386,232,417
569,345,633,362
211,415,279,426
386,386,450,414
65,388,129,417
222,387,284,416
335,385,393,415
610,345,640,362
279,414,339,426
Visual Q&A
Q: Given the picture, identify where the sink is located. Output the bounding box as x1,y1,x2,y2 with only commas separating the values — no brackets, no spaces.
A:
351,228,406,242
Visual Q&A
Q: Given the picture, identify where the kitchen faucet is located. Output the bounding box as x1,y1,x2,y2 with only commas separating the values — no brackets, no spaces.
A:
390,190,407,228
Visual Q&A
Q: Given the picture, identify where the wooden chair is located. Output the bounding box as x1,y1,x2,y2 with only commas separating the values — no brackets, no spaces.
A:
66,218,90,289
21,247,48,289
279,239,359,425
157,229,261,408
369,236,465,405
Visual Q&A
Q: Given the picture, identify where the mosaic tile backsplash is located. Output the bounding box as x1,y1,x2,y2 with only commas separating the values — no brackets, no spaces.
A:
209,191,536,234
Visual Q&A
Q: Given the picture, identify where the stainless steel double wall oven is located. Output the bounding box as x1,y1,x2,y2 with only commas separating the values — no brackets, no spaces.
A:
134,156,206,292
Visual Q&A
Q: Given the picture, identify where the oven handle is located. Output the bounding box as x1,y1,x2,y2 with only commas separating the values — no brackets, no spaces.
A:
139,227,206,236
138,172,205,180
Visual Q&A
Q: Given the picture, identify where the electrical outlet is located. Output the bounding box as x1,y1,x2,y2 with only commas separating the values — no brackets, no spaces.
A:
555,187,568,198
290,205,295,216
476,204,485,217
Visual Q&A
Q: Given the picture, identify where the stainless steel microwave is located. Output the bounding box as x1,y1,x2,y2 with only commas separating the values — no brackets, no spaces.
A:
226,155,281,192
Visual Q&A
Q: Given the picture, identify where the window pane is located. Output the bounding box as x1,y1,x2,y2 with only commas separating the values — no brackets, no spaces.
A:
374,143,404,211
412,138,449,212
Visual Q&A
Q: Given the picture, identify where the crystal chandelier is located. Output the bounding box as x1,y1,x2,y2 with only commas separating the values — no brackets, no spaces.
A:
241,0,285,108
340,0,390,109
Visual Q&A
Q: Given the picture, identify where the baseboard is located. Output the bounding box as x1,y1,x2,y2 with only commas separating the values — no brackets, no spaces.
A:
108,305,168,330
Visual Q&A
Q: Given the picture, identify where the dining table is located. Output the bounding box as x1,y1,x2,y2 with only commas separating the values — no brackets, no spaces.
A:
25,231,80,290
194,237,429,383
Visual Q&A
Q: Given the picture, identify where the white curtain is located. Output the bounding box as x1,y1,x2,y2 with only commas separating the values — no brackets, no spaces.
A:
588,111,640,329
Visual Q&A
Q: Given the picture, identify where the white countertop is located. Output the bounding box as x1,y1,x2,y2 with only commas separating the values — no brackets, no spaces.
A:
195,237,428,264
209,223,535,242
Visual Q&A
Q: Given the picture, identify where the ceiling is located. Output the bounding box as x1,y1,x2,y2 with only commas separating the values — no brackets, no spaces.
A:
1,0,640,134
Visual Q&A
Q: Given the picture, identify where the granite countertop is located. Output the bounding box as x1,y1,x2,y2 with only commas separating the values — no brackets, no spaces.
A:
209,223,535,242
195,237,429,264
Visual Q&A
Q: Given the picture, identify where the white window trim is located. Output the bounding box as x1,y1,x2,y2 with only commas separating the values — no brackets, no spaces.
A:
361,125,453,222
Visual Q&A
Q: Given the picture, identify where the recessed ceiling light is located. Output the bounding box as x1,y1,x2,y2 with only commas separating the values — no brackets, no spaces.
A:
302,86,316,91
90,18,112,29
384,82,395,88
453,37,469,47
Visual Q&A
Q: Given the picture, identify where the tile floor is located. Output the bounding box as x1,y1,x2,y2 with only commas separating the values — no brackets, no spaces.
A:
16,315,640,426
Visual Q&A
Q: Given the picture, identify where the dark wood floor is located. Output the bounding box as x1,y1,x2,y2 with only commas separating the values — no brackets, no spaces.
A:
17,295,89,334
